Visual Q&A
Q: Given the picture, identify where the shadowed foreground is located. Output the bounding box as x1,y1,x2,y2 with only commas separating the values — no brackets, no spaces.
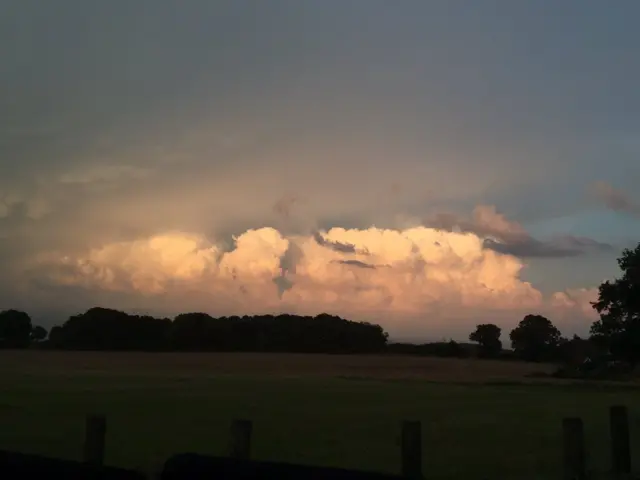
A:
0,350,555,381
1,351,640,479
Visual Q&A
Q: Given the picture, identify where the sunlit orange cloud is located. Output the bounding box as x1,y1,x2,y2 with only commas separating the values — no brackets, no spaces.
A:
551,287,599,320
31,225,600,338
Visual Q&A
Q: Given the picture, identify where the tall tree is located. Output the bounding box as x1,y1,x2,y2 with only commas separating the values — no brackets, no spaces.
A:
0,309,33,349
510,314,561,362
590,243,640,365
469,324,502,358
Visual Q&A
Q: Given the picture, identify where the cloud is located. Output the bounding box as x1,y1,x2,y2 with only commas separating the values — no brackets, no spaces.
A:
549,287,600,334
33,232,221,295
313,231,370,255
334,259,378,269
0,191,51,221
2,0,636,341
591,181,640,217
484,235,613,258
29,224,599,338
273,195,299,218
551,287,599,318
273,238,304,298
426,205,612,258
58,164,152,185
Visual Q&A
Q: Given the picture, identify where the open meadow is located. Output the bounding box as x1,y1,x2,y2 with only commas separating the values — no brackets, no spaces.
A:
1,351,640,479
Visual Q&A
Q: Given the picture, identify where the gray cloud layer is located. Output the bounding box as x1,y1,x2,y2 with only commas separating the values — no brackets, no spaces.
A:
483,236,613,258
1,1,639,334
425,206,613,258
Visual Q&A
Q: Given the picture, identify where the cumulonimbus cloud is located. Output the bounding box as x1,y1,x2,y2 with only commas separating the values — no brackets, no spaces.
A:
30,223,600,337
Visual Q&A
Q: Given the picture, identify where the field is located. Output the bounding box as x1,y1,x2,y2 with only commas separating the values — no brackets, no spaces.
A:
1,351,640,479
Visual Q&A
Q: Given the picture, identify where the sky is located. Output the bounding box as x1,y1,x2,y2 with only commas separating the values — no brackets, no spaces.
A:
2,1,640,341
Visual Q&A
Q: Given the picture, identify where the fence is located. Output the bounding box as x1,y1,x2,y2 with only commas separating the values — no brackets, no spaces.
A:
563,405,633,480
79,415,420,477
0,405,634,479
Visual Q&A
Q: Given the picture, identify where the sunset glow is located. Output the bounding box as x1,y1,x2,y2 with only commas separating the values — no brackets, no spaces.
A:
2,1,639,339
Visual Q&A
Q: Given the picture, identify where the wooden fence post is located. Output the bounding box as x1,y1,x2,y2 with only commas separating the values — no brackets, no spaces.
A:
83,414,106,466
610,405,631,477
401,420,422,479
228,419,252,459
563,417,586,480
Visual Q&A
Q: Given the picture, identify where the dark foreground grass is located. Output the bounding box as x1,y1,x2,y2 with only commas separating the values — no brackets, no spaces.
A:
1,355,640,479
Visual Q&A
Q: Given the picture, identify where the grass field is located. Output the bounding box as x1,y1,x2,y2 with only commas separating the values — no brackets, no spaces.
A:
1,351,640,479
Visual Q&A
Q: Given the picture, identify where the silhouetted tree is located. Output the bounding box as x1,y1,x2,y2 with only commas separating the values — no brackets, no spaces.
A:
469,324,502,358
52,307,172,351
47,325,64,348
0,309,33,348
556,335,601,366
441,340,466,358
510,314,561,362
41,307,389,353
30,325,48,342
590,243,640,366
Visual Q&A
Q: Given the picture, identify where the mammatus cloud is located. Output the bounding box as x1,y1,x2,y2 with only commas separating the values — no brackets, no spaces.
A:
29,224,599,337
591,182,640,217
425,205,612,258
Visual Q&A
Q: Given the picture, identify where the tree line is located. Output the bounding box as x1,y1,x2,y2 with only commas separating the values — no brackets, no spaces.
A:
385,315,565,363
389,242,640,373
483,242,640,372
0,306,586,363
0,309,389,353
1,242,639,369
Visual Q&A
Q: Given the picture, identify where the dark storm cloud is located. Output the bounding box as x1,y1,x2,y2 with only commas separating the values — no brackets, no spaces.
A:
425,206,612,258
334,259,377,269
313,231,369,255
273,239,304,298
483,235,613,258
